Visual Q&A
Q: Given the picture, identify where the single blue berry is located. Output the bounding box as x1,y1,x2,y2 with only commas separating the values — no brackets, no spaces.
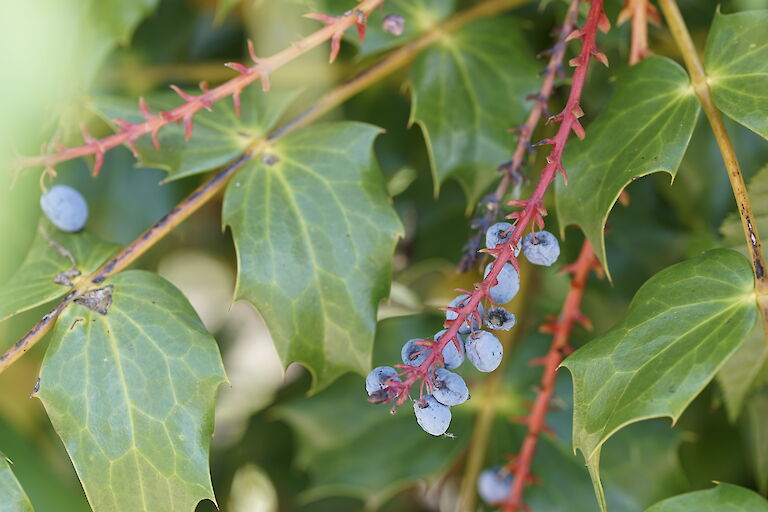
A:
522,230,560,266
485,307,516,331
446,294,484,334
432,368,469,406
401,339,430,366
465,331,503,372
485,222,520,256
483,263,520,304
413,395,451,436
365,366,399,395
40,185,88,232
477,467,514,504
433,329,464,369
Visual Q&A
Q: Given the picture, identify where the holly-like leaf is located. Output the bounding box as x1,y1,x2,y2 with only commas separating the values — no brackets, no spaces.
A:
644,483,768,512
717,321,768,421
556,57,700,276
563,249,758,511
0,453,34,512
721,164,768,252
407,17,540,207
94,88,300,181
704,9,768,141
36,271,226,512
222,122,402,392
0,225,118,323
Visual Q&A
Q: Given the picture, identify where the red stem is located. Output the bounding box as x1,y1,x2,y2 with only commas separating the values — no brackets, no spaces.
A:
387,0,606,408
459,0,580,272
618,0,660,65
501,240,599,511
13,0,382,176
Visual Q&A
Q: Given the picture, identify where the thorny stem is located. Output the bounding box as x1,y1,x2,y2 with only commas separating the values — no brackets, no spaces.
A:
656,0,768,326
13,0,384,177
0,0,533,373
458,0,580,272
386,0,607,414
618,0,659,65
502,241,599,511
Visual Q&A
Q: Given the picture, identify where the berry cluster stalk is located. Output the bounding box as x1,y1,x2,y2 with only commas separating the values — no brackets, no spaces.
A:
388,0,607,404
501,241,600,511
0,0,532,374
13,0,383,176
458,0,580,272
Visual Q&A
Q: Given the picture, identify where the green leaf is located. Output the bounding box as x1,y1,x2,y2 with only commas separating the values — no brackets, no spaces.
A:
563,249,758,511
0,225,118,323
717,321,768,421
94,88,300,181
407,17,540,207
556,57,700,276
705,9,768,140
644,483,768,512
0,454,34,512
36,271,226,512
721,164,768,253
222,122,402,392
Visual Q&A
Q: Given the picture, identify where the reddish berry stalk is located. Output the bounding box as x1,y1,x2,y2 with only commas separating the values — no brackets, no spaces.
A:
459,0,580,272
383,0,607,408
618,0,660,65
502,241,600,511
13,0,381,177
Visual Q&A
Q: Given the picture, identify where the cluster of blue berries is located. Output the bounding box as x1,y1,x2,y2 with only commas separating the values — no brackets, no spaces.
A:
40,185,89,232
365,222,561,438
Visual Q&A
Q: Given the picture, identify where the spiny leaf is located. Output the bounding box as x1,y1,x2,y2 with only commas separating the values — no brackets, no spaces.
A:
0,224,118,323
0,453,34,512
222,122,402,392
717,321,768,421
643,483,768,512
563,249,758,511
556,57,700,277
705,9,768,141
36,271,226,512
407,17,540,208
94,88,300,181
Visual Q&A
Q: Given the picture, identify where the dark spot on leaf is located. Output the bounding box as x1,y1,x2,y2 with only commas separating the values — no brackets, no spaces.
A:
74,285,114,315
54,268,81,287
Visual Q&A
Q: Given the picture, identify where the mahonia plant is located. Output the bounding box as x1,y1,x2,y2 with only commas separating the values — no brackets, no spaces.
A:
1,0,767,511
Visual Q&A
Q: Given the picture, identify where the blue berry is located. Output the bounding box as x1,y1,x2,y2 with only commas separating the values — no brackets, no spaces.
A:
433,329,464,369
40,185,88,232
365,366,399,395
485,222,520,256
483,263,520,304
401,339,430,366
477,467,514,504
446,294,484,334
413,395,451,436
522,230,560,266
485,307,516,331
432,368,469,406
465,331,503,372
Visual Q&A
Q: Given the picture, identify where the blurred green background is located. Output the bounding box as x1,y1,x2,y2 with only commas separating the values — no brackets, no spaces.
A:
1,0,767,510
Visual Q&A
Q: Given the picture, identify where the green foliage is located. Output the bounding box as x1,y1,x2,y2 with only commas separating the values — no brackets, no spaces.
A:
0,454,34,512
717,321,768,420
563,249,758,509
705,10,768,140
94,89,300,181
745,388,768,494
721,164,768,252
556,57,700,275
0,225,118,323
223,122,402,392
36,271,226,512
643,483,768,512
407,17,540,206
